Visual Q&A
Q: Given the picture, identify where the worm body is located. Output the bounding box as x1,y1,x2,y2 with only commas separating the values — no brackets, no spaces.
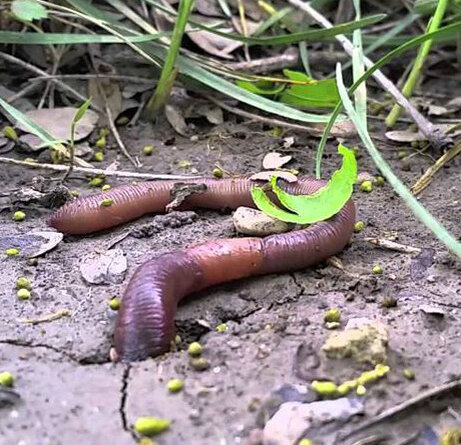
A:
48,178,355,361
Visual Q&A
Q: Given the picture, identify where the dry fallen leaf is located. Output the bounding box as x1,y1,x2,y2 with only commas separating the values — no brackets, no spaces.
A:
165,104,189,136
17,107,99,142
262,152,292,169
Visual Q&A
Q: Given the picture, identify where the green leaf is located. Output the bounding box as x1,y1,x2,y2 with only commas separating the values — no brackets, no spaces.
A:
283,69,312,82
11,0,48,22
73,98,93,124
279,78,340,109
235,80,285,96
251,144,357,224
0,31,167,45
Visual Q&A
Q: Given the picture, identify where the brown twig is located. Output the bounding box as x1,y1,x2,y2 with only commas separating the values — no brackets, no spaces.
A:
0,156,195,181
286,0,450,149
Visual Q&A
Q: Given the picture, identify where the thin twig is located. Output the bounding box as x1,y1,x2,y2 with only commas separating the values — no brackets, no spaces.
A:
0,51,102,113
340,379,461,440
364,237,422,254
0,156,195,180
205,94,355,138
411,141,461,195
286,0,449,149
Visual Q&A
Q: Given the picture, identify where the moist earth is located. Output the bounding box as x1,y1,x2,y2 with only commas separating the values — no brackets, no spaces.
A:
0,118,460,445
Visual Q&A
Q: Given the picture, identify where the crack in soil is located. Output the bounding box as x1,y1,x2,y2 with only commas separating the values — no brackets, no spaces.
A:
120,364,137,441
0,338,111,365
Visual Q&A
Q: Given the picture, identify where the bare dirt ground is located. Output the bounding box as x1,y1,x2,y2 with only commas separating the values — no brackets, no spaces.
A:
0,111,460,445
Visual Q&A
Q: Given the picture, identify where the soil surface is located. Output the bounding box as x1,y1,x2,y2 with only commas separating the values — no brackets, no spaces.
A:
0,115,460,445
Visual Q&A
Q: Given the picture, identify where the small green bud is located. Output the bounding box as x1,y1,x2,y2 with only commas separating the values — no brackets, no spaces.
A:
94,152,104,162
311,380,337,397
216,323,228,332
3,125,18,141
70,190,80,198
324,308,341,323
134,417,171,436
108,298,121,311
89,177,104,187
99,127,109,138
212,167,223,179
187,342,203,357
99,198,113,207
143,145,154,156
13,211,25,221
189,357,209,371
16,277,31,290
376,176,385,187
360,181,372,192
354,221,365,233
372,264,383,275
101,184,111,192
5,248,19,257
95,137,106,150
167,379,184,393
17,288,30,300
356,385,367,396
403,368,415,380
0,371,14,387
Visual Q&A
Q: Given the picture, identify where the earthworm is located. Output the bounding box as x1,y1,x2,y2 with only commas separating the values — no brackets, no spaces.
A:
48,177,355,361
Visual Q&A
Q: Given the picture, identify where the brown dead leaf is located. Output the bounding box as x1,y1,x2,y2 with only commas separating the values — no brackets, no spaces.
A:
165,104,189,136
262,152,292,169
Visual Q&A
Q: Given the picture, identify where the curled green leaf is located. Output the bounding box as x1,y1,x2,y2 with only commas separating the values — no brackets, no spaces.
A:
251,144,357,224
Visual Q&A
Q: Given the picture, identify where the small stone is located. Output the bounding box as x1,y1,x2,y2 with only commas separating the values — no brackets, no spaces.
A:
233,206,289,236
420,304,445,317
325,322,340,330
190,135,199,142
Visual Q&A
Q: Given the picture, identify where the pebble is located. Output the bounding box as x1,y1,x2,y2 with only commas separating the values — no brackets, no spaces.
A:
233,207,290,236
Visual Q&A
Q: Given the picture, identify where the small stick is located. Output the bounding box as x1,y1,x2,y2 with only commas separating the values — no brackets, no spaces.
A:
286,0,448,149
0,156,196,181
17,309,70,325
0,51,102,113
411,141,461,196
364,237,422,254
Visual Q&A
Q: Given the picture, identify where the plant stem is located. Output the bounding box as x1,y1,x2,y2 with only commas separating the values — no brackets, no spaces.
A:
145,0,195,115
385,0,449,127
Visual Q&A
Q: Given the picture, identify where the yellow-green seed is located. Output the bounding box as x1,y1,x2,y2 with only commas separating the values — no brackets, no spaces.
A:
354,221,365,233
5,248,19,257
116,116,129,126
134,417,171,436
360,181,372,192
138,438,158,445
356,385,367,396
89,177,104,187
216,323,228,332
376,176,385,187
179,160,191,169
17,288,30,300
16,277,31,290
372,265,383,275
99,198,113,207
95,137,106,150
312,380,337,397
174,334,182,345
70,190,80,198
403,368,415,380
188,342,203,357
398,150,407,159
167,379,184,393
108,298,121,311
189,357,209,371
143,145,154,156
13,211,25,221
324,308,341,323
352,146,362,158
94,152,104,162
3,125,18,141
101,184,111,192
270,126,283,137
99,127,109,138
298,439,313,445
0,371,14,387
212,167,223,179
